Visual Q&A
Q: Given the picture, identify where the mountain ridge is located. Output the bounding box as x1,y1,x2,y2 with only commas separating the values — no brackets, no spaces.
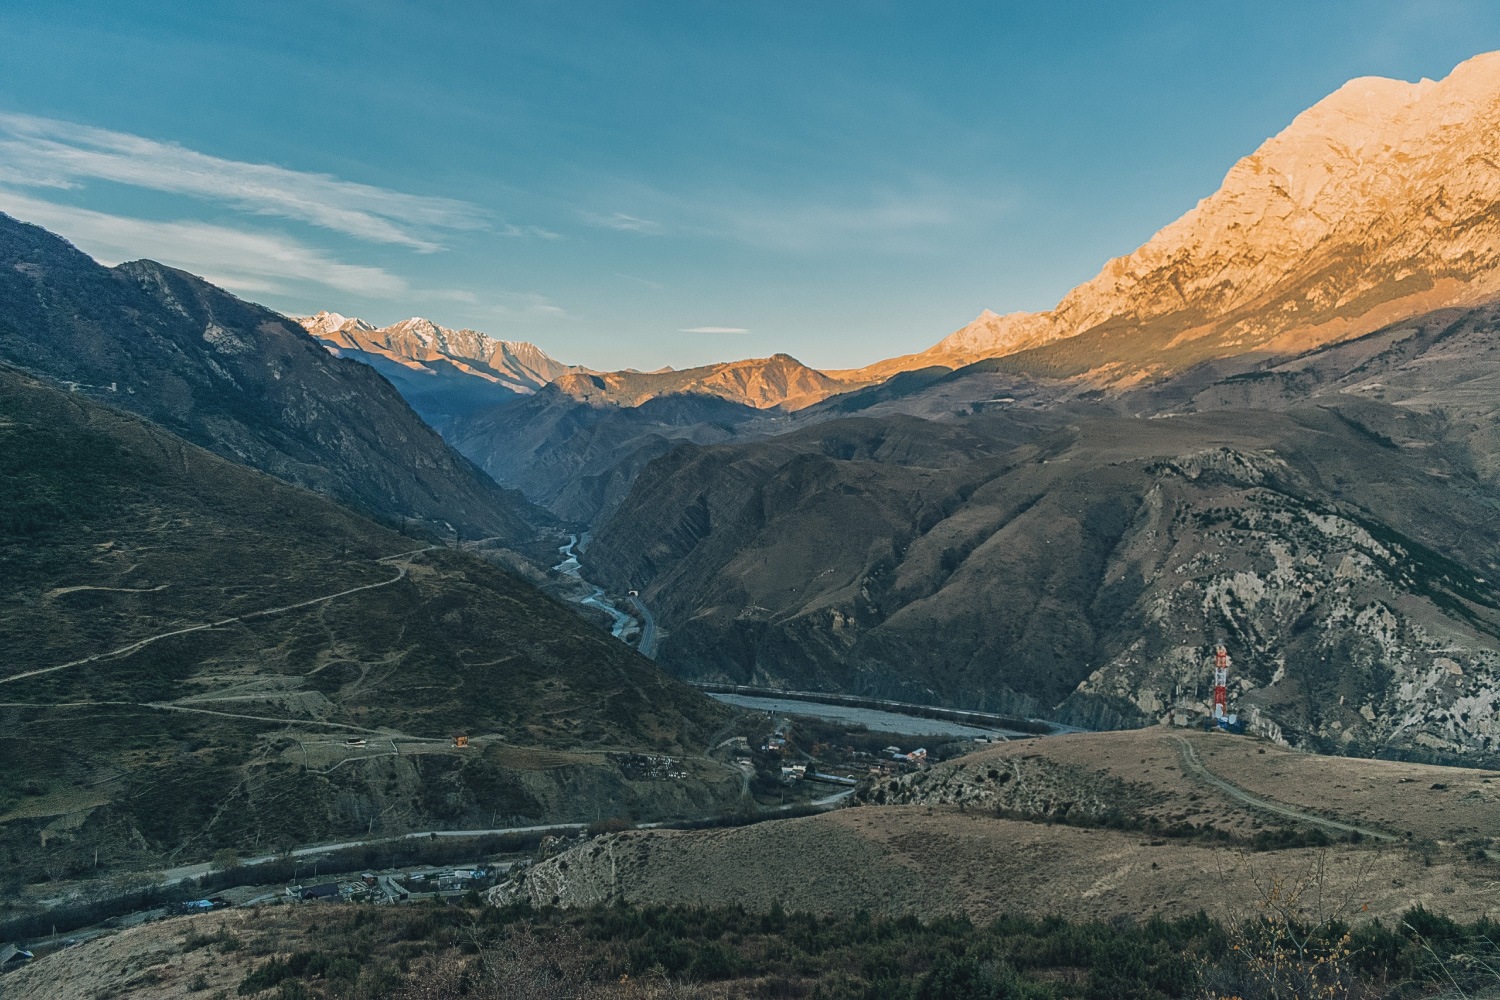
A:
298,310,575,394
860,50,1500,380
0,215,545,542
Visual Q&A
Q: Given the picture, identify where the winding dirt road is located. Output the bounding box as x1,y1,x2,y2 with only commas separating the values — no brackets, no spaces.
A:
1172,737,1400,841
1,546,436,686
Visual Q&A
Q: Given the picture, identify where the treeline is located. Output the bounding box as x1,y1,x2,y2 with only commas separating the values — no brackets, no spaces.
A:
226,897,1500,999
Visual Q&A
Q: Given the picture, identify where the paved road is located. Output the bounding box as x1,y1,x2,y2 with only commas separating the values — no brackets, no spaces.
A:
628,595,658,659
158,821,589,885
1172,737,1399,842
2,546,436,686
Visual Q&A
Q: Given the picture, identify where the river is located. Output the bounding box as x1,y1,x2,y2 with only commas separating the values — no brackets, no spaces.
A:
554,534,638,640
707,692,1024,739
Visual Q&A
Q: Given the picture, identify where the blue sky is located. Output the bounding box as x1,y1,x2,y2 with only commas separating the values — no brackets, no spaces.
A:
3,2,1499,371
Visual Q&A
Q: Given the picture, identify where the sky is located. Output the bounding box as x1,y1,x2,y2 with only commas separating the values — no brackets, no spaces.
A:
3,2,1500,371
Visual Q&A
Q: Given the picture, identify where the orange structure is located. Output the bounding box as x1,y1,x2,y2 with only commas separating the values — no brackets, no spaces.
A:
453,735,469,748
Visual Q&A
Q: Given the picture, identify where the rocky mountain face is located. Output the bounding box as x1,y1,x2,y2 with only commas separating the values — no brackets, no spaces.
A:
865,51,1500,381
0,215,543,541
445,354,862,524
583,314,1500,766
296,311,575,429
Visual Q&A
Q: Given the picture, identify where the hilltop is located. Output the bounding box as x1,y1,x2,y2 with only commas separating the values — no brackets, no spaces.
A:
494,726,1500,923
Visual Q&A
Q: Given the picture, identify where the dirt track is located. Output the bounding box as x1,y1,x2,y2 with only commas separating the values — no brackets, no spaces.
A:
1171,737,1400,841
0,546,436,686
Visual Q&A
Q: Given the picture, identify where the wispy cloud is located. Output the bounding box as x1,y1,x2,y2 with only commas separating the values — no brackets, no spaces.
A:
580,210,663,234
0,112,490,251
593,176,1015,254
0,190,409,297
680,326,749,334
499,222,563,240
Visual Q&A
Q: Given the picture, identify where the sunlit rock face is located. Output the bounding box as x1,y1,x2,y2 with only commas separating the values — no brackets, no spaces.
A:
864,51,1500,380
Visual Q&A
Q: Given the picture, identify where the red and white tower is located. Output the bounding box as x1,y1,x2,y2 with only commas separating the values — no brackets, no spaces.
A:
1212,645,1230,719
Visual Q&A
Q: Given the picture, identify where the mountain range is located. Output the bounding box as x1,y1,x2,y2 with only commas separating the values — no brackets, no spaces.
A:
0,217,544,544
566,52,1500,767
8,48,1500,887
231,52,1500,771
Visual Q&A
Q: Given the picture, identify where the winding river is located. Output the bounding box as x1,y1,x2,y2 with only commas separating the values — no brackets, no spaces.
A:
554,533,638,640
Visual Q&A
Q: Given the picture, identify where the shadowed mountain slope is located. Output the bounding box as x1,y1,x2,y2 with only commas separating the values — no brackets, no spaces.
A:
448,386,791,524
444,354,860,524
584,379,1500,766
0,215,544,542
0,364,734,880
297,311,575,429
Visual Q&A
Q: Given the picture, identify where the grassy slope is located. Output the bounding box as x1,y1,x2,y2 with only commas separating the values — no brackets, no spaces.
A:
0,365,732,883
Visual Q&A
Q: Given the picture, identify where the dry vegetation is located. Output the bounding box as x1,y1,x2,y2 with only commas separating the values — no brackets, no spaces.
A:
493,727,1500,926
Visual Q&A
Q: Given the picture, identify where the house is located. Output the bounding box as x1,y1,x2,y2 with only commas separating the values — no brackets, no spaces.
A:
299,882,342,901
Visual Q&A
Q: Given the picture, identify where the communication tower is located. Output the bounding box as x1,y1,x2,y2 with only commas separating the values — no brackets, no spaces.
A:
1212,645,1230,720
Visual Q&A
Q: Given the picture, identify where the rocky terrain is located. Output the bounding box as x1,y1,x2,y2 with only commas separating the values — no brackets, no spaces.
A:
0,216,542,542
584,385,1500,764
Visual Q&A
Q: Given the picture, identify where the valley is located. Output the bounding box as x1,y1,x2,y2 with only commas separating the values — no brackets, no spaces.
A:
10,28,1500,1000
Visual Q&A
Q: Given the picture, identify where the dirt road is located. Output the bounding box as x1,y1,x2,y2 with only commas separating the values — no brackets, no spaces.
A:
1172,737,1400,841
1,546,435,686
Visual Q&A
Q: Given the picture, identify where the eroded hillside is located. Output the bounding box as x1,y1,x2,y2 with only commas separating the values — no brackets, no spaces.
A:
585,397,1500,765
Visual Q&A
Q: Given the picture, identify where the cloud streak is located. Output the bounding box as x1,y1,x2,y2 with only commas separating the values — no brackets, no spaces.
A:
680,326,749,334
0,112,488,251
0,190,410,297
580,210,663,234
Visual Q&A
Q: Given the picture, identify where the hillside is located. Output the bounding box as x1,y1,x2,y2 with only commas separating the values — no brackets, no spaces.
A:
860,51,1500,381
445,354,858,523
0,364,736,887
0,215,543,542
584,378,1500,765
494,727,1499,923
